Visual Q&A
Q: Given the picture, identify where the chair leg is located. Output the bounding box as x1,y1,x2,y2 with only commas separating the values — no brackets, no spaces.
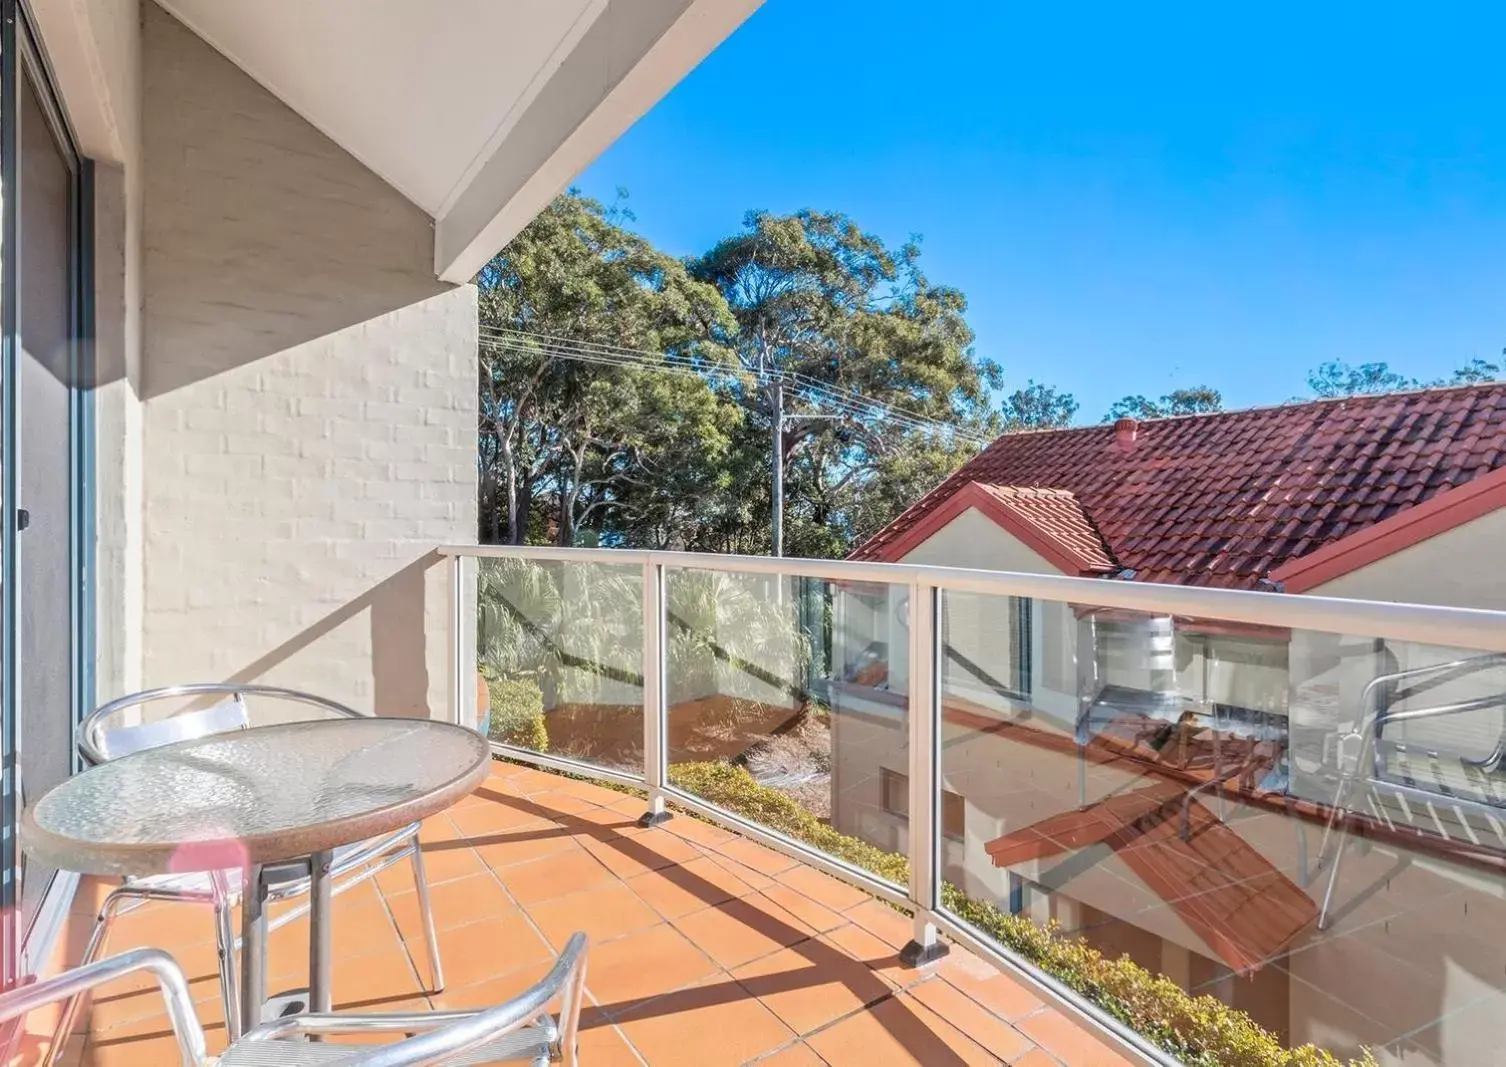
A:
1317,822,1351,931
43,889,129,1067
557,955,587,1067
1314,768,1356,932
409,844,445,993
1314,774,1350,872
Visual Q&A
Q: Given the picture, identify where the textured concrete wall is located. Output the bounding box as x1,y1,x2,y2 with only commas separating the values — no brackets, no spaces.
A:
139,2,478,717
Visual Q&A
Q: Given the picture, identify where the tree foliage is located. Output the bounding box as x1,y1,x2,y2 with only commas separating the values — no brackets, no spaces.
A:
1306,353,1503,398
477,195,1010,556
1105,386,1224,421
688,210,1003,556
1001,380,1079,430
475,192,740,545
1307,361,1418,398
1448,355,1502,385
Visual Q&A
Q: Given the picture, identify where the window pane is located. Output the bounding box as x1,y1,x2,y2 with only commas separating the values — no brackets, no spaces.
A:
15,63,77,932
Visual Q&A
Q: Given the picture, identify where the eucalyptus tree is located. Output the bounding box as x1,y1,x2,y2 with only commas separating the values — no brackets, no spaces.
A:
689,210,1002,554
475,191,739,545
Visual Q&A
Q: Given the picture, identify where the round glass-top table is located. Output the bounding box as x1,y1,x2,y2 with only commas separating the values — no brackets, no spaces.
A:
21,717,492,1030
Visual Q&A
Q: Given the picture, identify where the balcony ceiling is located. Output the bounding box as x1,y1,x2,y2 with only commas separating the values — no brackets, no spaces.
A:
159,0,762,282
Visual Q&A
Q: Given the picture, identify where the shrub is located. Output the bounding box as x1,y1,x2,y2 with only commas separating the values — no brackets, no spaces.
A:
665,759,1375,1067
668,760,908,883
939,886,1375,1067
485,677,549,752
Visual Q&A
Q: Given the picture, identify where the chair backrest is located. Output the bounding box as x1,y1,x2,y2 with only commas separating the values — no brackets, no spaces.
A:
1370,653,1506,767
354,933,587,1067
99,695,250,760
0,948,210,1066
80,683,365,766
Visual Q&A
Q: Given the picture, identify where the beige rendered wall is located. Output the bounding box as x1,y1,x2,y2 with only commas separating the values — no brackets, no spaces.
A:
831,505,1080,916
897,506,1061,573
901,506,1080,722
137,3,478,718
1305,508,1506,611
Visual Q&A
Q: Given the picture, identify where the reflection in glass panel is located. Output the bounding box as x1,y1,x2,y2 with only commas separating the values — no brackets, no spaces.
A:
665,569,911,886
938,589,1506,1066
474,558,644,775
16,58,80,934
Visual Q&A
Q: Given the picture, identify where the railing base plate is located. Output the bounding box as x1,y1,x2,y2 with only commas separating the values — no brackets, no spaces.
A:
637,809,674,828
899,938,950,967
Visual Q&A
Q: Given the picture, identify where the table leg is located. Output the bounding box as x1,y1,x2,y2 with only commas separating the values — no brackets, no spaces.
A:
210,869,242,1040
309,849,334,1014
240,863,268,1030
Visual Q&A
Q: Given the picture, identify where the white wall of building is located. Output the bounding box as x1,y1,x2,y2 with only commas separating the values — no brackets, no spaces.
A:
33,0,483,718
135,3,478,718
896,506,1061,573
830,506,1082,905
1306,508,1506,612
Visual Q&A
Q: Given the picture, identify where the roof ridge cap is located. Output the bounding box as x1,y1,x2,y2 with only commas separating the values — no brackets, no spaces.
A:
988,379,1506,441
978,482,1079,498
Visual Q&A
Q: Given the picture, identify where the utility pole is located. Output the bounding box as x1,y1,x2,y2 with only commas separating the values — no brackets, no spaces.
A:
770,378,784,558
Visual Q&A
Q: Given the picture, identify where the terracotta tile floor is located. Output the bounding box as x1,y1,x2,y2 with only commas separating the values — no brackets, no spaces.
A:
44,760,1134,1066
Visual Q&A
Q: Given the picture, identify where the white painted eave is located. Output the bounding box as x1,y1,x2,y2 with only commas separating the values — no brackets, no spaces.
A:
433,0,764,283
149,0,761,285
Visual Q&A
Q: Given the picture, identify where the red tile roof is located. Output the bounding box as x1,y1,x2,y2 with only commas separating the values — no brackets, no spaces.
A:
974,486,1117,574
851,384,1506,588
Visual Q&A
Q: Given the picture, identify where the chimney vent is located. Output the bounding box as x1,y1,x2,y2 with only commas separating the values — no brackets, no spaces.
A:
1114,416,1138,451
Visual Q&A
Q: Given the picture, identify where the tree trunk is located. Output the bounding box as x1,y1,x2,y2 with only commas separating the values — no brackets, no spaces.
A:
558,486,577,547
479,467,500,543
502,437,524,545
510,475,530,545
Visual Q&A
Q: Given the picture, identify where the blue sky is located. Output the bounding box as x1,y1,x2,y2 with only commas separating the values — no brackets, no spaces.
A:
576,0,1506,423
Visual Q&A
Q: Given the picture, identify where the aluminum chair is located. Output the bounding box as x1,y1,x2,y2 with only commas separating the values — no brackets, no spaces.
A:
3,940,587,1067
1315,653,1506,929
49,684,446,1059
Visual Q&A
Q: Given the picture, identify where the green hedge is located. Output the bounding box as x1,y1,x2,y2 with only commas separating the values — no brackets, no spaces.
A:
667,760,1374,1067
485,677,549,752
669,761,908,884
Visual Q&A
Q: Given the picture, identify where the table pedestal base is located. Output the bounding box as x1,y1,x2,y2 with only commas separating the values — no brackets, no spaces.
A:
262,990,312,1022
239,851,334,1036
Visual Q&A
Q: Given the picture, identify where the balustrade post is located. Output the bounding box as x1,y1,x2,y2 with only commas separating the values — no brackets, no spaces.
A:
901,579,948,966
639,559,672,827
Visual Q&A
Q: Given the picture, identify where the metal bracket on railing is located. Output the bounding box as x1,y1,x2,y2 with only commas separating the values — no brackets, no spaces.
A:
639,559,673,828
900,579,949,967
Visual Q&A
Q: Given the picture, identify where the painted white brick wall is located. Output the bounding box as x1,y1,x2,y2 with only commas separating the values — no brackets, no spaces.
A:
139,2,478,717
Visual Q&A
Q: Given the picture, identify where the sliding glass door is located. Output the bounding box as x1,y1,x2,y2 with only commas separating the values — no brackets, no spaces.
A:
1,0,92,986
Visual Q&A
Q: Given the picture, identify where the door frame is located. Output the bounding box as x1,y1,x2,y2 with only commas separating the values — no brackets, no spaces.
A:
0,0,95,989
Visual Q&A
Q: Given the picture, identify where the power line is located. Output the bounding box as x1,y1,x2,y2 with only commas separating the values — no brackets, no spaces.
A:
477,326,991,447
478,326,963,436
479,326,992,555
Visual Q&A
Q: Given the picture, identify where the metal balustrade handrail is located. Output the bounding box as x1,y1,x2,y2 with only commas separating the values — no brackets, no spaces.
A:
439,543,1506,653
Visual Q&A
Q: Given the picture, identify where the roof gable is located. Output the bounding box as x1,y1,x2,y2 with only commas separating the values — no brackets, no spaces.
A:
852,384,1506,588
976,485,1116,574
877,483,1117,574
